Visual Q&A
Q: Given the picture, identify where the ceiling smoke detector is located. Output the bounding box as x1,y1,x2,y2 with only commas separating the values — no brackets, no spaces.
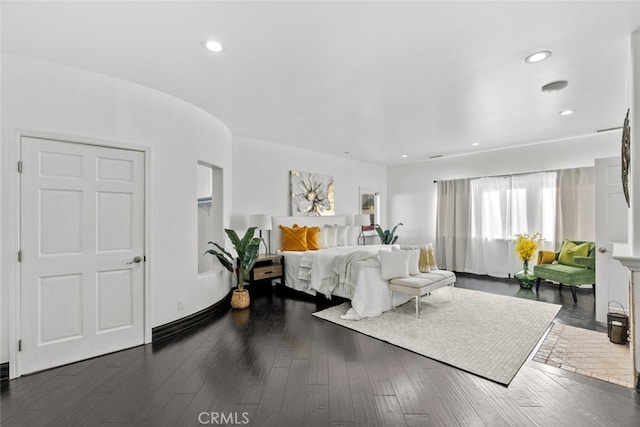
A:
541,80,568,93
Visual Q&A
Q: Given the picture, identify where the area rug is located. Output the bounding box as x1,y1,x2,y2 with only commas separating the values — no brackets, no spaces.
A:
533,323,635,388
313,287,560,385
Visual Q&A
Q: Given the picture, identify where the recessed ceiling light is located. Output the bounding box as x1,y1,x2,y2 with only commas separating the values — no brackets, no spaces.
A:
559,109,575,116
541,80,568,93
204,39,224,53
471,142,480,146
524,50,551,64
401,154,408,158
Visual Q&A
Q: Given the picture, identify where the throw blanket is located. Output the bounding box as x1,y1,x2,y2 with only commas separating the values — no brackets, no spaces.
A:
297,254,313,282
298,251,339,297
333,251,380,295
298,250,381,298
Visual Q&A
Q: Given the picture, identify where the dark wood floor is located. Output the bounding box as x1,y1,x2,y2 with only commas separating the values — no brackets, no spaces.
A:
1,274,638,426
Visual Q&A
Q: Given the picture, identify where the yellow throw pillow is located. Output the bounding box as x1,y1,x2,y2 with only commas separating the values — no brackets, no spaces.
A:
537,250,556,265
558,240,590,267
426,243,438,270
306,226,321,250
293,224,320,250
280,225,308,251
418,246,431,273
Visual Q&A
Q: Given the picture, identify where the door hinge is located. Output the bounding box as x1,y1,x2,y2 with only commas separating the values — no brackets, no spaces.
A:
18,161,23,173
18,339,22,352
18,250,22,262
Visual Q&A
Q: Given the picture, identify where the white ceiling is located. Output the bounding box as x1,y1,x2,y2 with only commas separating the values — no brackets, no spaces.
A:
2,1,640,165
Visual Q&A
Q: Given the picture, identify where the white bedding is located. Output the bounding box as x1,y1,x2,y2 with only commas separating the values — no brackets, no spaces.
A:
281,245,411,319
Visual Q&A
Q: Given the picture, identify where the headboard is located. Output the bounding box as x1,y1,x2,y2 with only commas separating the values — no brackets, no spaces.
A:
271,215,347,251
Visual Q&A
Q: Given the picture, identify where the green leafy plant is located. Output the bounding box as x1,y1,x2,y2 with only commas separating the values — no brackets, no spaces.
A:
374,223,403,245
204,227,261,291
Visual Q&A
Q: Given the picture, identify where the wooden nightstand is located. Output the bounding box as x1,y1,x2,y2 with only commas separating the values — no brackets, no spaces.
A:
247,254,285,287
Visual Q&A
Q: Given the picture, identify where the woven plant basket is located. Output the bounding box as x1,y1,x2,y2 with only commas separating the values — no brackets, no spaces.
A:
231,289,250,309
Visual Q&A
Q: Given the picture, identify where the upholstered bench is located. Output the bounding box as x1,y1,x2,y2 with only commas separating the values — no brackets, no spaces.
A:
389,270,456,318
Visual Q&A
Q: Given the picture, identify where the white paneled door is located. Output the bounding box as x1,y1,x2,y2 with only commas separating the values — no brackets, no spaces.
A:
20,137,145,375
594,157,630,323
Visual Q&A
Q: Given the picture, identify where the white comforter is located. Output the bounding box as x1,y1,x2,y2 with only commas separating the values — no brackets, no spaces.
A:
281,245,411,319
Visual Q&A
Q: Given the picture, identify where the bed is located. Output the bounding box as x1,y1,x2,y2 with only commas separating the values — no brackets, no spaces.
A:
272,216,411,319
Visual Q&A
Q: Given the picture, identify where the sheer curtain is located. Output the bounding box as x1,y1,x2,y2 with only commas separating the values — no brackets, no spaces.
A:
464,176,513,276
436,168,592,277
556,168,595,245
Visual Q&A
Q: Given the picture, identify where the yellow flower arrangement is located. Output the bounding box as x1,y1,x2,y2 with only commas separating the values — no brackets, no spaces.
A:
514,232,544,262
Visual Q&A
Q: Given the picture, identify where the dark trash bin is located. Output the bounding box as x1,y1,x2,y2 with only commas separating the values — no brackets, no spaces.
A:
607,301,628,345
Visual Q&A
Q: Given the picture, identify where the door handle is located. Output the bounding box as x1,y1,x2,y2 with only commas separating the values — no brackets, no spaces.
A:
127,256,143,264
598,247,607,254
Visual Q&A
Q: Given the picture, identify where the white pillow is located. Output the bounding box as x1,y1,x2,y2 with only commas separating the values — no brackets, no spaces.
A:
346,226,360,246
318,226,329,249
325,225,338,248
379,250,410,280
336,226,348,246
392,246,420,275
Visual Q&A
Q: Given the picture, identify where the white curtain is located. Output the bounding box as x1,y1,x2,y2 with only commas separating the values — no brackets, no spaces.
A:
556,168,595,246
435,179,471,273
436,167,592,278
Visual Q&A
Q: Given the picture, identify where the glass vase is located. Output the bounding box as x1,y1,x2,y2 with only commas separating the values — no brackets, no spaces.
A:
515,261,536,289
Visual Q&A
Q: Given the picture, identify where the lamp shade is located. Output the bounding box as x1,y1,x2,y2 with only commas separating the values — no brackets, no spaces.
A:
354,214,370,227
248,214,272,230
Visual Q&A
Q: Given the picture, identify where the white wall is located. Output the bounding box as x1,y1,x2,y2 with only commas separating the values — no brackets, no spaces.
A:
624,28,640,386
388,132,620,245
232,136,387,244
631,30,640,254
1,54,233,365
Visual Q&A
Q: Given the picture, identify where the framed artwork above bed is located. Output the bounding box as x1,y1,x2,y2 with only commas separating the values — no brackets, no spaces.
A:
290,170,335,216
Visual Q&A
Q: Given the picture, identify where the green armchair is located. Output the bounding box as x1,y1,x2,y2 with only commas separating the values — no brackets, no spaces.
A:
533,240,595,303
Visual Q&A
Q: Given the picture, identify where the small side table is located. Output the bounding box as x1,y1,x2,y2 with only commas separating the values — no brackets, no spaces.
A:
247,254,285,287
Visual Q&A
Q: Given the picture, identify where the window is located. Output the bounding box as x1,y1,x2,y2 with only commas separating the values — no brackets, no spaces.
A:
438,171,559,277
470,172,557,242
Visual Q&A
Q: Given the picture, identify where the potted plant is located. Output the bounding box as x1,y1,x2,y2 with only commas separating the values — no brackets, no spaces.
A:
374,222,403,245
205,227,261,309
513,232,544,289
